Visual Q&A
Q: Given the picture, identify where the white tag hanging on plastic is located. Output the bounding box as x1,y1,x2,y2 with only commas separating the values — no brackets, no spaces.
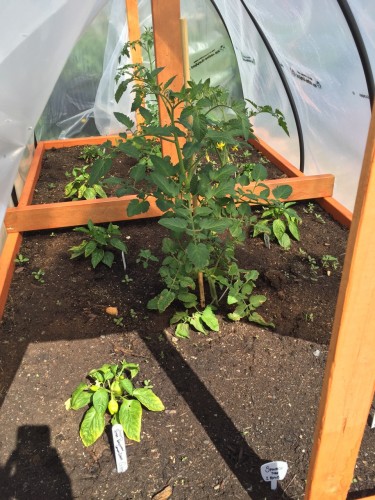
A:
260,461,288,490
112,424,128,473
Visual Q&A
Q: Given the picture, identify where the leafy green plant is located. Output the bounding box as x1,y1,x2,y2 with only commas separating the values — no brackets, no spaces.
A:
14,253,29,265
90,36,293,335
32,269,45,284
122,274,133,284
252,201,301,250
66,360,164,446
321,254,339,273
113,316,124,327
79,144,110,163
136,249,159,268
64,165,107,201
299,248,319,280
69,219,127,269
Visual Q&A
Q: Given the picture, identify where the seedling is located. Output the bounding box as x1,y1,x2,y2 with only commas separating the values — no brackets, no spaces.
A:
64,165,107,201
47,182,56,190
32,269,45,284
321,254,339,274
121,274,133,284
113,316,124,327
299,248,319,280
79,144,111,163
129,309,137,319
66,360,164,446
136,249,159,268
14,253,29,265
69,219,127,269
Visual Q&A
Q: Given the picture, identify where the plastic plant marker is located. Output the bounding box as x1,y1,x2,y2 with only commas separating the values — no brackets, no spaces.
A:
260,461,288,490
122,251,127,272
112,424,128,473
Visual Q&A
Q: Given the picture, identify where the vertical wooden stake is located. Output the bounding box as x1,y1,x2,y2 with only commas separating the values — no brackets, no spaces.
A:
125,0,143,129
151,0,184,162
305,109,375,498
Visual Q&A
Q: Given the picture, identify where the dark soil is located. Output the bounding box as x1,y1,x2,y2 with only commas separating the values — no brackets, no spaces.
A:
1,145,374,499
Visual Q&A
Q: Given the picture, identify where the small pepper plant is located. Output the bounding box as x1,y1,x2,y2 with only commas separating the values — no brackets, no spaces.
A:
66,360,164,446
89,33,300,335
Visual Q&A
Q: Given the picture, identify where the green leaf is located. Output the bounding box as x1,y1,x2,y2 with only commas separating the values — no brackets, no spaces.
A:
118,399,142,442
227,312,242,321
198,218,230,232
227,293,239,305
192,112,207,141
84,187,97,200
84,240,97,257
178,292,198,305
102,251,115,268
89,158,113,186
251,163,268,181
92,388,109,416
121,361,140,379
200,306,219,331
149,172,179,197
157,289,176,312
156,198,174,211
170,311,189,324
132,388,165,411
150,155,175,176
175,323,190,338
93,184,107,198
194,206,212,217
288,220,300,241
130,164,146,182
70,383,91,410
272,184,292,200
248,312,275,328
91,248,104,268
138,106,154,124
188,312,207,334
186,242,210,269
272,219,286,241
250,295,267,308
109,238,126,252
279,232,291,250
118,141,141,159
120,378,134,396
182,141,201,159
158,217,187,232
127,199,150,217
212,179,236,198
114,112,135,129
79,406,105,446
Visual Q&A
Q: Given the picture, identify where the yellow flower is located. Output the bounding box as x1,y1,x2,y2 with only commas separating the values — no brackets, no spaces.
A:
216,141,226,151
231,145,239,152
205,152,211,162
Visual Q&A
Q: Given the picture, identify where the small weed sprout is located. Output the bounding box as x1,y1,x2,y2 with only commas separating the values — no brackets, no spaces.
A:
321,254,339,274
136,249,159,268
113,316,124,327
32,269,45,284
15,254,29,265
79,144,110,163
122,274,133,284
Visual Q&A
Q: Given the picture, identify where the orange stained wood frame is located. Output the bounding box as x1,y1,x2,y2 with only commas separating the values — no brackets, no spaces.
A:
305,108,375,499
4,174,334,233
151,0,184,161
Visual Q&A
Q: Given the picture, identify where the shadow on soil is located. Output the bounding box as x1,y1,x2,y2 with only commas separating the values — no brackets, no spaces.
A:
0,425,73,500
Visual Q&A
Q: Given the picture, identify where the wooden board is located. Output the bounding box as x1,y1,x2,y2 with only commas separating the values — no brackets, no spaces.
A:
305,107,375,499
0,233,22,318
5,174,334,233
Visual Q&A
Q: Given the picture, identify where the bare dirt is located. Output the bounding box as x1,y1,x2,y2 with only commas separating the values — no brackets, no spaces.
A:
1,144,374,499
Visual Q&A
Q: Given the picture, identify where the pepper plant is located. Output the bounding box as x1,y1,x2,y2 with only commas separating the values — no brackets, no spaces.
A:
90,36,296,334
66,360,164,446
69,219,127,269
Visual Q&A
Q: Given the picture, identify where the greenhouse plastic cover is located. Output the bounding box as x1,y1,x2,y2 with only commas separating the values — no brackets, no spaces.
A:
1,0,374,231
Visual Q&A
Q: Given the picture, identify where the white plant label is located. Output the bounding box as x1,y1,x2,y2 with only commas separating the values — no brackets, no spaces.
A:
112,424,128,473
260,461,288,490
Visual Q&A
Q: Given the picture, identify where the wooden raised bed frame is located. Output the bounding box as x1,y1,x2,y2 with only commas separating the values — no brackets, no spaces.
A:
1,0,373,498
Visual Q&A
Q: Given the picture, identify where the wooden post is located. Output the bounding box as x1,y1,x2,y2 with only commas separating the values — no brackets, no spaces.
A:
305,109,375,498
151,0,184,161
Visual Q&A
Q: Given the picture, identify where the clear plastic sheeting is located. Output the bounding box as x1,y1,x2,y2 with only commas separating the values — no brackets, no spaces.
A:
348,0,375,72
214,0,300,169
243,0,371,211
0,0,109,229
